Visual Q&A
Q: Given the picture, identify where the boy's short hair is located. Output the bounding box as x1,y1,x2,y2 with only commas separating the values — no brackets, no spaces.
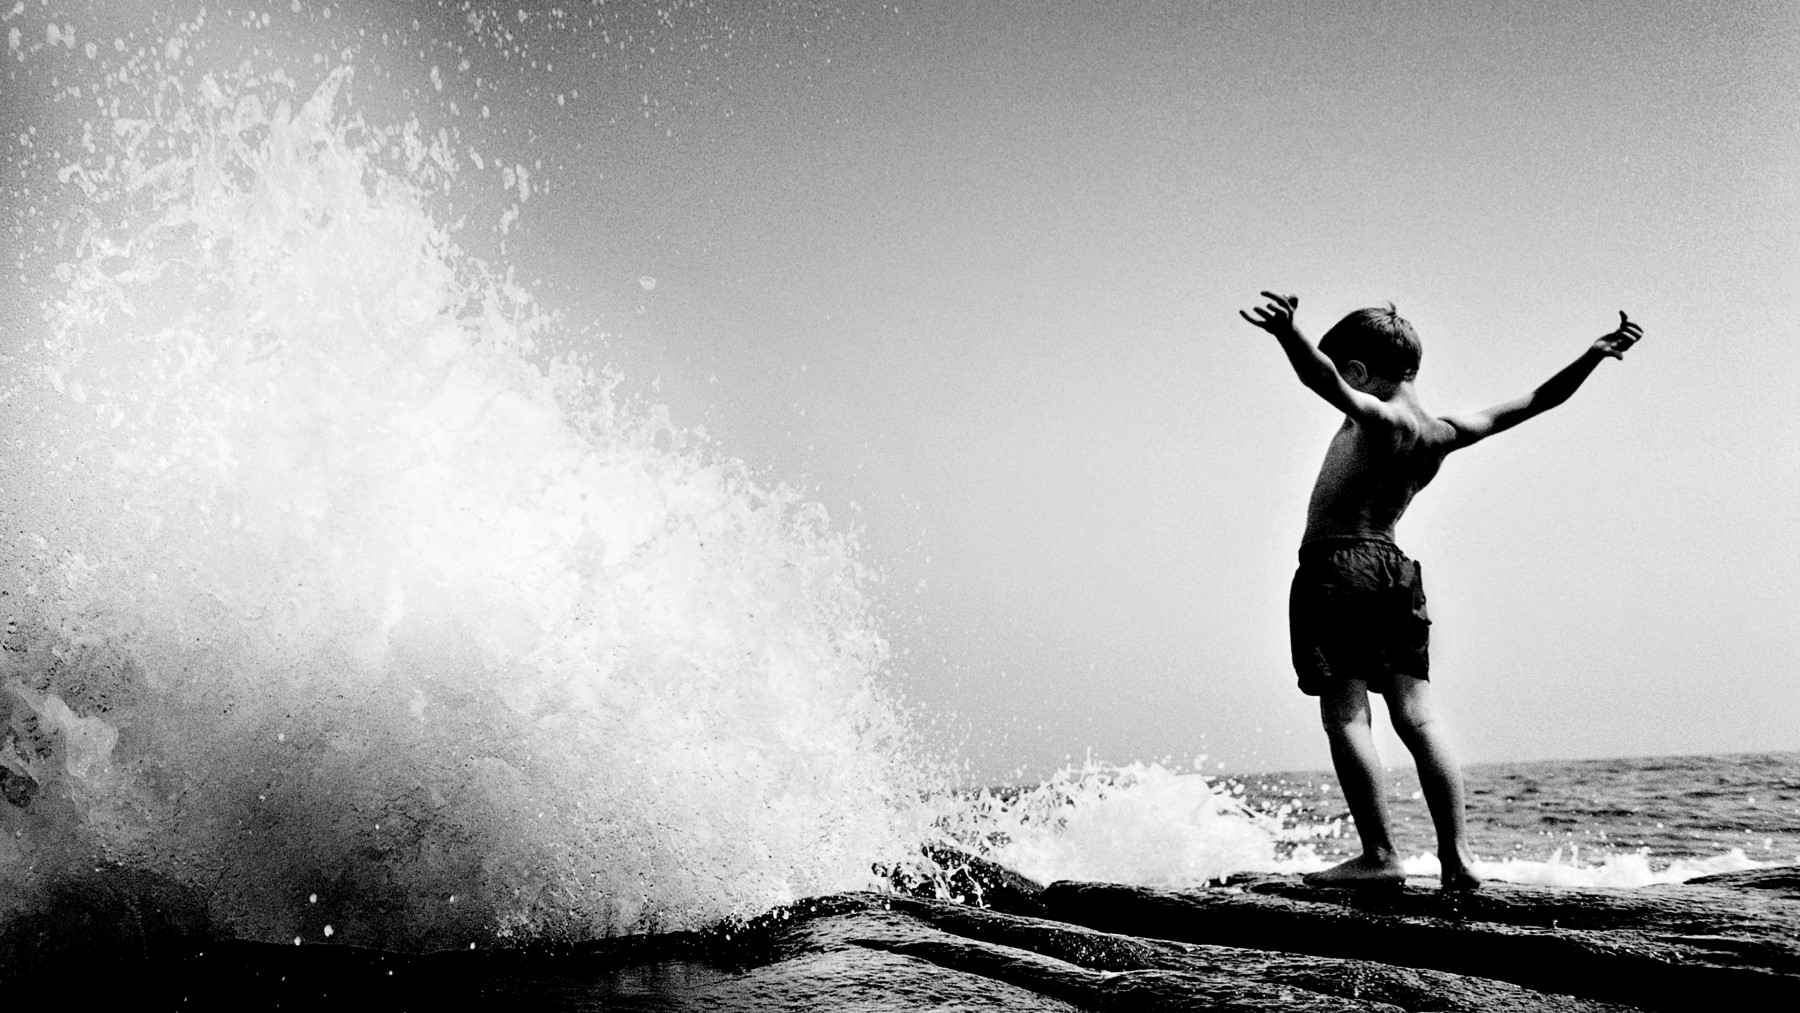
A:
1319,303,1421,381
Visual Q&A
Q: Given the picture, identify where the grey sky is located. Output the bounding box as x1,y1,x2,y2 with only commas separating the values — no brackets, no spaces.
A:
479,1,1798,780
11,1,1798,781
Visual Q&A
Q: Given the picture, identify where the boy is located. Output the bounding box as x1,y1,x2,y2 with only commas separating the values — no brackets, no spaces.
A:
1239,292,1642,891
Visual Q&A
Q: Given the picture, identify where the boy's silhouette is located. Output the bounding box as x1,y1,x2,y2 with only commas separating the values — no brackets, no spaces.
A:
1240,292,1643,890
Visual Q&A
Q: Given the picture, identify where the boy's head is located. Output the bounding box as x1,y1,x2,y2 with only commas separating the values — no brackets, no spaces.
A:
1319,303,1420,386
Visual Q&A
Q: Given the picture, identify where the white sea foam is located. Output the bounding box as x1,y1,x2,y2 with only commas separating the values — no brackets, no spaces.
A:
1274,847,1784,888
938,762,1288,887
1443,847,1780,889
1,32,936,947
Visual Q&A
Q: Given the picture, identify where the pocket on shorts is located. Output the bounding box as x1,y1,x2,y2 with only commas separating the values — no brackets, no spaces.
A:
1407,560,1431,625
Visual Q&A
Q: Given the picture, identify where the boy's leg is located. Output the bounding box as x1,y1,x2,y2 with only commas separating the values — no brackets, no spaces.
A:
1383,674,1481,891
1305,678,1405,886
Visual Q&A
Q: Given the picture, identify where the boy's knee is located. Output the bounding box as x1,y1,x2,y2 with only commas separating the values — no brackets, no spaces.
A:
1383,678,1435,728
1387,693,1427,722
1317,692,1371,732
1390,701,1452,756
1319,717,1359,746
1390,710,1435,744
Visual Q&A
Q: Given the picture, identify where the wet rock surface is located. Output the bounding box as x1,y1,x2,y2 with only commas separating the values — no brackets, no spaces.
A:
1027,873,1800,1011
6,864,1796,1010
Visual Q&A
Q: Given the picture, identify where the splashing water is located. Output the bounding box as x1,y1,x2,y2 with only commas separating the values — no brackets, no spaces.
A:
939,762,1286,888
0,41,951,946
1432,848,1771,889
0,10,1304,950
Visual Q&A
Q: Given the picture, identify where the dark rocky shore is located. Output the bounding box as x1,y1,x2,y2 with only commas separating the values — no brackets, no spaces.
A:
4,860,1796,1010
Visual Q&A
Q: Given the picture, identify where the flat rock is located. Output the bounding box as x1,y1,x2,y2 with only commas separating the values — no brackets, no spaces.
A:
1681,865,1800,898
78,892,1638,1011
6,861,1797,1010
822,894,1639,1012
1028,873,1800,1012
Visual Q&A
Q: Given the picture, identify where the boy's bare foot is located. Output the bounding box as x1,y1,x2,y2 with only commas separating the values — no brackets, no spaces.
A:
1439,849,1482,892
1303,854,1406,889
1439,864,1483,893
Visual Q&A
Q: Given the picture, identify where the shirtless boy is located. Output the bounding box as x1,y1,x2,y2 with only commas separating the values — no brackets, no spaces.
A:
1239,292,1643,891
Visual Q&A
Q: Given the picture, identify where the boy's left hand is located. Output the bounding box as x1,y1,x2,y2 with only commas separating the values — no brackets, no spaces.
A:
1239,291,1301,337
1593,311,1643,359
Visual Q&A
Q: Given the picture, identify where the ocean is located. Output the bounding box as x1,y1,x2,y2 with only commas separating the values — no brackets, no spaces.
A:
2,5,1793,1000
904,751,1798,896
1251,750,1800,879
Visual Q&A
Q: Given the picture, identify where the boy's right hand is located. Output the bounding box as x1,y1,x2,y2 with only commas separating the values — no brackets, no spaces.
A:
1592,311,1644,359
1239,291,1301,337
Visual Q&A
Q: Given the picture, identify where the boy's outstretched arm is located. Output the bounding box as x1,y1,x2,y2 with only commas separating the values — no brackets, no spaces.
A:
1441,311,1644,449
1239,291,1396,425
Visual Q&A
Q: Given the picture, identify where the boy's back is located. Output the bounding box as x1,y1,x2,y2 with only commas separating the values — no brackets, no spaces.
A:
1303,403,1453,546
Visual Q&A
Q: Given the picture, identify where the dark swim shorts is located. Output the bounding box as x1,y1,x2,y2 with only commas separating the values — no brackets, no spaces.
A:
1289,537,1431,696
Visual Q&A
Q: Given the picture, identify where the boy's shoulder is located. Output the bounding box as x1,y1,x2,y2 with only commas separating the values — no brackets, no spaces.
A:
1329,406,1460,476
1345,399,1457,446
1414,410,1460,447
